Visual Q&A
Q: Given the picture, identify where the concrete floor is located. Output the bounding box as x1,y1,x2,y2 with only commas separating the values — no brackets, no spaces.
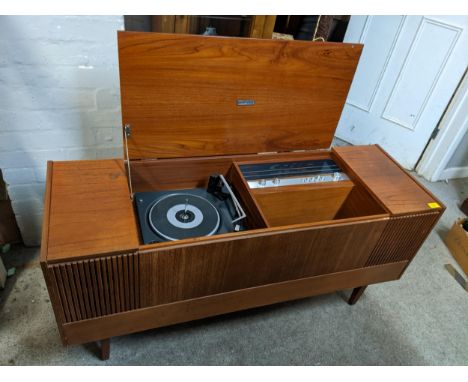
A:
1,175,467,365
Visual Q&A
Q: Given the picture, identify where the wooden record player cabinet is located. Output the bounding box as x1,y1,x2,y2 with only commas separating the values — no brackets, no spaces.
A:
40,32,445,360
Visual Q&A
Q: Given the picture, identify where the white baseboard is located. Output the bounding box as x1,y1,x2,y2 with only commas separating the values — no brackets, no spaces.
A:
439,166,468,180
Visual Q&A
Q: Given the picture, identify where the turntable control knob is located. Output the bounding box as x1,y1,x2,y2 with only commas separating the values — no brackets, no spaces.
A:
272,178,280,185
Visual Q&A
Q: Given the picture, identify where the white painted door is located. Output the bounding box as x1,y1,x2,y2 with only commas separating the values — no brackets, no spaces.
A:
336,16,468,169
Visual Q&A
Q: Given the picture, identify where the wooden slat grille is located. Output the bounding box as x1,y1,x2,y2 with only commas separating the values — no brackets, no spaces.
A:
366,212,440,266
49,253,140,323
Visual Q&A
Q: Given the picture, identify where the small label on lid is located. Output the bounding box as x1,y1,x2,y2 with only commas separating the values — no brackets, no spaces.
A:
428,202,441,209
236,99,255,106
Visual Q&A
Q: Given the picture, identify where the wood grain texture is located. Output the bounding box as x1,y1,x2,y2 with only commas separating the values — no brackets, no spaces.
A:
40,262,67,343
61,261,407,345
252,181,354,226
262,16,277,38
139,218,388,306
365,211,441,266
227,163,269,229
335,181,387,219
118,32,362,159
249,16,277,39
130,150,330,193
47,253,141,323
333,145,445,215
46,159,139,262
151,16,175,33
174,16,190,34
250,16,267,38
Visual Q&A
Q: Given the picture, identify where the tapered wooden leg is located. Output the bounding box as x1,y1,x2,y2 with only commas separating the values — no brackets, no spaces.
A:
100,338,110,360
348,286,367,305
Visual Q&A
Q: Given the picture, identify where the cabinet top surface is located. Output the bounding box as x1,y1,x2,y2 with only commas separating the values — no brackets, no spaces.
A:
44,159,139,262
118,32,362,160
333,145,445,215
42,146,444,263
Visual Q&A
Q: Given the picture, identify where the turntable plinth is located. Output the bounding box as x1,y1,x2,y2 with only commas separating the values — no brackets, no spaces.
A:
40,32,444,359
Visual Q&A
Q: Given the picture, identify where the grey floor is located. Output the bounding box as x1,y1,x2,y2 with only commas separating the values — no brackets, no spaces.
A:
1,175,467,365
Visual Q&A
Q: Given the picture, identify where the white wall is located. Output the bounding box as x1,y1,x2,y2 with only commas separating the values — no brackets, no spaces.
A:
439,130,468,180
0,16,125,245
446,130,468,168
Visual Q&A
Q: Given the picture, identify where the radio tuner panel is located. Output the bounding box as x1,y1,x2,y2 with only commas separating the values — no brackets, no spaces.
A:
239,159,349,189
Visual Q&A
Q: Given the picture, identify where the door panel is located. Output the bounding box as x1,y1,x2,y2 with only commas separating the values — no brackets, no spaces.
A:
336,16,468,169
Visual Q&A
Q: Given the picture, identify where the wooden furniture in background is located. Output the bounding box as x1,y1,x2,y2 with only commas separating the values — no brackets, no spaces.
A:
152,15,191,34
150,15,275,38
129,15,349,42
40,32,445,359
249,16,276,38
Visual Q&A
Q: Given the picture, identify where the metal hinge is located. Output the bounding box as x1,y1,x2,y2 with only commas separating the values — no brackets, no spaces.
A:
430,126,440,141
124,124,132,138
123,124,134,200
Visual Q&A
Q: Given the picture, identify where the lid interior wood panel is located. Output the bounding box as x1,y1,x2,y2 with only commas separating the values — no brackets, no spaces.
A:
118,32,363,159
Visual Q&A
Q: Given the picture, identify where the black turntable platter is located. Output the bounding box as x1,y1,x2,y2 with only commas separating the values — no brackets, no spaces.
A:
149,193,220,241
134,187,243,244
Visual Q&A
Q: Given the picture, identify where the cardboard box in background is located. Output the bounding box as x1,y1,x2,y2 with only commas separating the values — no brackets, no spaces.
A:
444,218,468,276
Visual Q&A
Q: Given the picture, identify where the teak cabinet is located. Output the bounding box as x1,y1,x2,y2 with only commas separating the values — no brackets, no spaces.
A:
40,32,444,360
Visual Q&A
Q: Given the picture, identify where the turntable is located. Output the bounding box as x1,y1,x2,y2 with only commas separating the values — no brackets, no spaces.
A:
135,175,246,244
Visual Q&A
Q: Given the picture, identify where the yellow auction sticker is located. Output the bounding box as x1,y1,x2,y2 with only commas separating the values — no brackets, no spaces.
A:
428,202,441,209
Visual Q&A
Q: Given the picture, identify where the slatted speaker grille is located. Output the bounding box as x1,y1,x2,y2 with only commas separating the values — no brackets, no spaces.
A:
366,212,440,266
48,253,140,323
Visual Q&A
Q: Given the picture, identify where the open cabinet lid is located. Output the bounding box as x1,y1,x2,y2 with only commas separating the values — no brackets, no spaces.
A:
118,31,362,160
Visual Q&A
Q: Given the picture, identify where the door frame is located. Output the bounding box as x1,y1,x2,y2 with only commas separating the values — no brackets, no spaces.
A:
416,69,468,181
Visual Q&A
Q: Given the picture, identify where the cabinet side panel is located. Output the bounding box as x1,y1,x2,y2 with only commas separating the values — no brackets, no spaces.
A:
48,252,140,323
366,211,440,266
140,219,388,306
